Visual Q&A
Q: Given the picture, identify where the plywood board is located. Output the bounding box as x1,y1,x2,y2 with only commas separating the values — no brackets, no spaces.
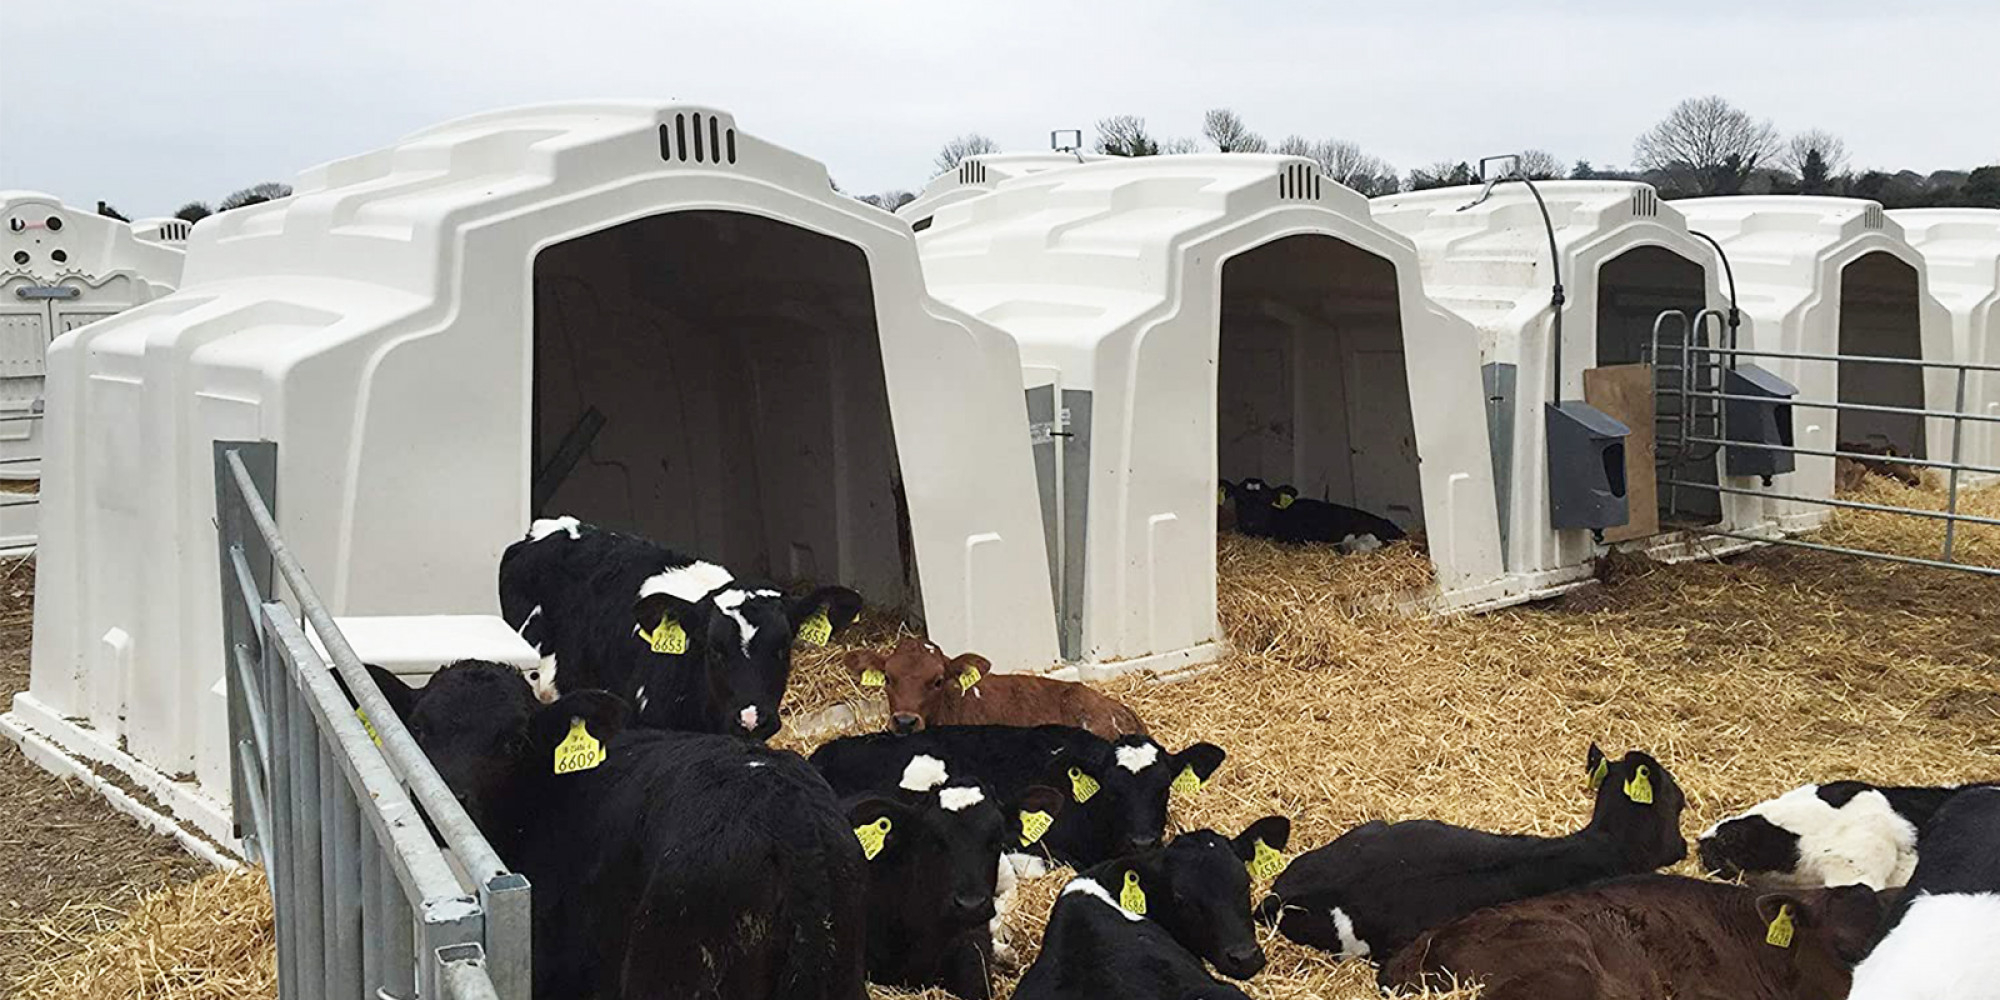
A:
1585,364,1658,542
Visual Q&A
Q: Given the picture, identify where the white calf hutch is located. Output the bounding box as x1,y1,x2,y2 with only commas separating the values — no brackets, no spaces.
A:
1370,181,1775,589
917,154,1513,672
10,102,1060,846
1888,208,2000,479
897,151,1106,232
1675,198,1955,531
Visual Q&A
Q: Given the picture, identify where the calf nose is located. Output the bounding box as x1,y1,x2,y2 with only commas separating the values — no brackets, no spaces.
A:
737,705,760,732
1222,944,1266,977
951,892,991,917
1125,834,1161,853
891,713,922,734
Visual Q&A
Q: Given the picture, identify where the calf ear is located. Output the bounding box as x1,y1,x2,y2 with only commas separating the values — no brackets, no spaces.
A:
1585,742,1608,784
1232,815,1292,860
843,649,887,681
362,664,421,723
633,593,707,656
528,689,632,762
1175,742,1228,783
790,586,864,646
1010,785,1066,848
950,652,993,682
846,795,915,862
1800,885,1888,961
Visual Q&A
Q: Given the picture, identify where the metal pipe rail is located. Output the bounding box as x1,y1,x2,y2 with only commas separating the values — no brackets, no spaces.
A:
217,441,529,1000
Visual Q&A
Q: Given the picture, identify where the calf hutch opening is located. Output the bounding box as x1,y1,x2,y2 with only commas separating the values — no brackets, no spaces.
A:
1218,234,1421,532
1893,208,2000,477
532,210,916,611
1593,245,1720,526
9,102,1058,847
918,154,1511,673
1837,252,1927,459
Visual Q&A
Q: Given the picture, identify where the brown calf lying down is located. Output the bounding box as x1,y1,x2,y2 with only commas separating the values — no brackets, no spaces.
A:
844,638,1146,740
1382,875,1884,1000
1836,441,1923,490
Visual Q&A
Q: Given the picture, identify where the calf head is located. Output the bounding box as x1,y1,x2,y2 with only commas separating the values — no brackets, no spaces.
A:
1079,817,1291,980
844,638,989,734
846,760,1066,944
1700,801,1809,886
1752,885,1884,994
1584,743,1689,869
633,577,862,740
374,659,631,832
1220,478,1291,537
1049,736,1228,862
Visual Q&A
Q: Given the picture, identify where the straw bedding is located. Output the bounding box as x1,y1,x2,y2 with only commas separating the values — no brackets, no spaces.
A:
12,869,274,1000
23,486,2000,999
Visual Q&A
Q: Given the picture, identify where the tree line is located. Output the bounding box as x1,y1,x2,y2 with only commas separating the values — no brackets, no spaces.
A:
855,97,1999,211
92,182,297,224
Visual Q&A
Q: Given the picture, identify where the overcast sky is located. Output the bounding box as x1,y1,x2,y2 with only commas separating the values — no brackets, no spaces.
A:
3,1,1994,218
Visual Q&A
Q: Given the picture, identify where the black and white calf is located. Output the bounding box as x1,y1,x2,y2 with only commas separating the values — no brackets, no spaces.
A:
1259,744,1689,963
498,516,862,740
1220,478,1406,552
1012,817,1291,1000
840,754,1065,999
810,725,1227,869
374,660,868,1000
1849,787,2000,999
1698,780,1996,890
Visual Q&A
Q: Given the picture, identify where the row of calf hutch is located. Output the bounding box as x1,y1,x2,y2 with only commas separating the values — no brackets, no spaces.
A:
6,100,2000,847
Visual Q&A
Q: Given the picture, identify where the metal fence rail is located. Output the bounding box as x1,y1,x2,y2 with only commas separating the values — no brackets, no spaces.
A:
216,440,529,1000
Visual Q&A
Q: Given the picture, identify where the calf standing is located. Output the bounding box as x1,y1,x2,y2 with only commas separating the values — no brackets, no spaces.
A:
376,661,868,1000
1699,780,1994,890
811,725,1226,869
845,638,1146,738
1849,787,2000,999
1260,744,1688,962
498,516,862,740
1013,817,1291,1000
1221,477,1406,550
841,755,1064,999
1383,875,1886,1000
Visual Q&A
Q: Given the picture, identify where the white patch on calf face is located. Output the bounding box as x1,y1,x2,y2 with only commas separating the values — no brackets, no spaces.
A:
900,754,950,793
1332,907,1371,959
1115,743,1160,774
1061,877,1144,922
528,654,559,704
737,705,759,732
528,516,581,541
638,561,734,604
517,605,543,639
939,786,986,812
1004,852,1050,879
1702,784,1919,890
711,588,784,655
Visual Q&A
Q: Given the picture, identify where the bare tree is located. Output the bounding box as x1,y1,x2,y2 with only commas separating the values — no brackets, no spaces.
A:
1408,161,1476,191
1780,129,1849,178
219,182,294,211
175,201,213,223
857,191,916,211
1095,115,1161,157
1160,136,1200,155
1275,136,1398,195
934,134,1000,175
1513,149,1563,180
1633,96,1780,195
95,201,129,222
1202,108,1266,153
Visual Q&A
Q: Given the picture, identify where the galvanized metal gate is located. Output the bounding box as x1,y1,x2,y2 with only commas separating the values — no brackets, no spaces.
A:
1645,311,2000,575
216,441,530,1000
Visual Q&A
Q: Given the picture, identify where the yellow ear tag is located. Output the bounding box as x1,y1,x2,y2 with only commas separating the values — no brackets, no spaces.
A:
356,708,381,748
553,718,606,775
1623,765,1655,806
860,668,886,688
1068,767,1100,804
646,612,687,655
1217,486,1228,504
957,665,981,693
855,817,892,861
1273,493,1295,510
1120,870,1147,915
797,608,833,647
1019,810,1054,847
1248,839,1288,881
1170,764,1204,796
1588,757,1609,791
1765,904,1795,948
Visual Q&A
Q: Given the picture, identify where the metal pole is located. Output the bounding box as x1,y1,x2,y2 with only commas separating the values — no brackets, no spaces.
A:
1943,365,1970,562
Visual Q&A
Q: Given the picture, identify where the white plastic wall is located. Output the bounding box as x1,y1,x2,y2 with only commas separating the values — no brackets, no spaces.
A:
1888,208,2000,479
0,193,183,486
1371,182,1770,586
12,102,1058,845
1676,198,1955,531
898,152,1107,231
919,155,1512,674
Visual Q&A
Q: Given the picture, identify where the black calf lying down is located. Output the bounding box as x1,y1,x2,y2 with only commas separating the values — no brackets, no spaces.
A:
1261,745,1688,962
843,759,1064,1000
377,661,867,1000
1849,787,2000,998
1383,875,1886,1000
811,725,1226,869
1013,817,1291,1000
1221,478,1406,551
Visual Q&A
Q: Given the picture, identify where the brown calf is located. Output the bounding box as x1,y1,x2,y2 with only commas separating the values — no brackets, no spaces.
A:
843,638,1146,739
1382,875,1884,1000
